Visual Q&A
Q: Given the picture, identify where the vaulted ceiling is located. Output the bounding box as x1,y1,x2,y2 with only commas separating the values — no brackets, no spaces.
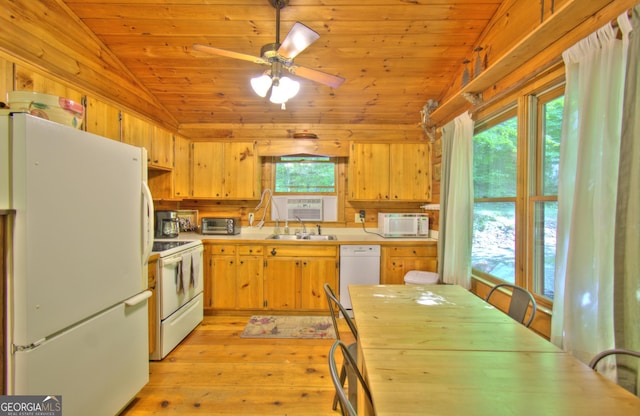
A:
60,0,502,126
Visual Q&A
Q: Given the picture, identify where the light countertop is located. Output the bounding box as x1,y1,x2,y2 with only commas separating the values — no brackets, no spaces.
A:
168,227,438,244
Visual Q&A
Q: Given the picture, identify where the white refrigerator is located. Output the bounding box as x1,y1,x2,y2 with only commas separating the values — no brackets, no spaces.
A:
1,113,155,415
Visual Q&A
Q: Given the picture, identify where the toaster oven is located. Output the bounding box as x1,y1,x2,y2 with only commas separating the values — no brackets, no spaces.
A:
200,217,241,235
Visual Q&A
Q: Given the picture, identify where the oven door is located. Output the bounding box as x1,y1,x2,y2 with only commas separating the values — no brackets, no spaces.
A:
158,244,204,320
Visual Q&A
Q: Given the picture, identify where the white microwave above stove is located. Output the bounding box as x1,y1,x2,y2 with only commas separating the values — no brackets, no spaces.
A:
378,213,429,238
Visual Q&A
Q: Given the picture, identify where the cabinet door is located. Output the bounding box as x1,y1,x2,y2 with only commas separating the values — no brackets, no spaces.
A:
236,256,264,309
349,143,390,200
264,258,299,310
121,112,152,161
191,142,224,198
389,143,431,201
224,142,258,199
210,255,237,309
381,245,438,284
173,135,190,198
151,126,174,170
300,258,337,310
85,97,120,141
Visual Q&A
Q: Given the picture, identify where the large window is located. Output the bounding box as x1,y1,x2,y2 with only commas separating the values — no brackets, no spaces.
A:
273,156,336,193
472,110,518,283
472,86,563,301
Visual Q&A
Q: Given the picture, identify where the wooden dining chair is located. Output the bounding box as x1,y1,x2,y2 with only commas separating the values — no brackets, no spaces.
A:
485,283,537,327
324,283,359,412
329,340,372,416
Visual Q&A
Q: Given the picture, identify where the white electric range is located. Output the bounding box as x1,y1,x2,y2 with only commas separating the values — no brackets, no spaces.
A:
150,239,204,360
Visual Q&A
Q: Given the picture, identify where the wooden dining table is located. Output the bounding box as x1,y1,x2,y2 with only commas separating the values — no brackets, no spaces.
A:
349,284,640,416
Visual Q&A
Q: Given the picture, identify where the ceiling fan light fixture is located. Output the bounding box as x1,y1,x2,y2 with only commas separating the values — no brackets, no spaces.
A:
269,76,300,104
250,73,273,97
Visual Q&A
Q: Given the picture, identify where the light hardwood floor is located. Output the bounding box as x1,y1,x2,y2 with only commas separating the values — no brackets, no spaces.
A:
120,315,353,415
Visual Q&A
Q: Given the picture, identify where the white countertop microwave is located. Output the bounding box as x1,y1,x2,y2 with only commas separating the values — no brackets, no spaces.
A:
378,213,429,238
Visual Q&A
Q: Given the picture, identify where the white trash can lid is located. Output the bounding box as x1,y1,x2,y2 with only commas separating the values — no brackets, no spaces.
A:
404,270,439,284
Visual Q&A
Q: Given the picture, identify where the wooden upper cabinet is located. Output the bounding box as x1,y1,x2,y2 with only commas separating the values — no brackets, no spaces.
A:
121,112,152,161
122,112,174,170
151,126,174,170
349,143,390,200
223,142,259,199
389,143,431,201
173,134,190,198
349,142,431,202
190,141,259,199
191,142,224,198
85,97,120,141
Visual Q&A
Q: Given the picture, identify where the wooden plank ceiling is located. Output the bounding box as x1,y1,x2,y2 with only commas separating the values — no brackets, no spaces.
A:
61,0,502,126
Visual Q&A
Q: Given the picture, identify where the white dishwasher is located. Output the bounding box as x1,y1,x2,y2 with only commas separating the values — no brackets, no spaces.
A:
339,245,381,313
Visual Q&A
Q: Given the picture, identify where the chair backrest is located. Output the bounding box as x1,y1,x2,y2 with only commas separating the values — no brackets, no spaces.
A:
324,283,358,340
589,348,640,370
485,283,537,327
328,340,372,416
589,348,640,395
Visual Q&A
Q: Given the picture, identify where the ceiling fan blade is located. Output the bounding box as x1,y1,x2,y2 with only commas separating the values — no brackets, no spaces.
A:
277,22,320,60
192,44,268,65
288,65,345,89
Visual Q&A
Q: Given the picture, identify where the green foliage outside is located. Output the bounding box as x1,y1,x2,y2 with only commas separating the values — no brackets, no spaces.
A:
274,157,336,193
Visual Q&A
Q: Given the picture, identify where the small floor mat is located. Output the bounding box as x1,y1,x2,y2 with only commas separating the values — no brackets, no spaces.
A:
240,315,336,339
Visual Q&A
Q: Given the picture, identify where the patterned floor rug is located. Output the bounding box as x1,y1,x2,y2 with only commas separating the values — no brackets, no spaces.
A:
240,315,336,339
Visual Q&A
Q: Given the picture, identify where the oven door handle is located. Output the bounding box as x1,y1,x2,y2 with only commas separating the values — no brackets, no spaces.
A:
160,256,183,267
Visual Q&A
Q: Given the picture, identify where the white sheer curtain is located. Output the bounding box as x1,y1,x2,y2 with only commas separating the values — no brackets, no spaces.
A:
438,112,474,288
551,14,632,369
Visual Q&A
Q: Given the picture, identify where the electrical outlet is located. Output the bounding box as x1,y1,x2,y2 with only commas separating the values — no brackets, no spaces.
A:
355,213,364,223
248,213,254,226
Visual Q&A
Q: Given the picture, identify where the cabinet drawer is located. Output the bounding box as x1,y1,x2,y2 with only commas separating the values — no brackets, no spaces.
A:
208,245,237,255
237,245,263,256
266,245,338,257
384,245,437,257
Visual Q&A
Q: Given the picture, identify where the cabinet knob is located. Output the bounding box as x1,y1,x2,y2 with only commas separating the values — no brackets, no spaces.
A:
271,248,277,256
221,248,225,253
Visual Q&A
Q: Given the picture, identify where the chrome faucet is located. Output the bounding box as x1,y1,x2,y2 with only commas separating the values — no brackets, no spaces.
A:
294,216,307,235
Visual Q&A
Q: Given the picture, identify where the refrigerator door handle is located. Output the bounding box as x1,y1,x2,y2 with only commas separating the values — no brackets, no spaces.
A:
124,290,152,307
142,180,154,260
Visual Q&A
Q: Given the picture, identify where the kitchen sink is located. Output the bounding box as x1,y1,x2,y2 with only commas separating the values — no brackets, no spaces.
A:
265,234,300,240
302,234,337,241
265,234,338,241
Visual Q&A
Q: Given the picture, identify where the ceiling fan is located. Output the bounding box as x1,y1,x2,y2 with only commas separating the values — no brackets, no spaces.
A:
192,0,345,106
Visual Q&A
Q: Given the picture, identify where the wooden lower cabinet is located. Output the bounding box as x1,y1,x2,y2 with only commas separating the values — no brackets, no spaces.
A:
381,243,438,284
236,246,264,309
203,241,436,310
264,245,338,311
206,244,264,311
